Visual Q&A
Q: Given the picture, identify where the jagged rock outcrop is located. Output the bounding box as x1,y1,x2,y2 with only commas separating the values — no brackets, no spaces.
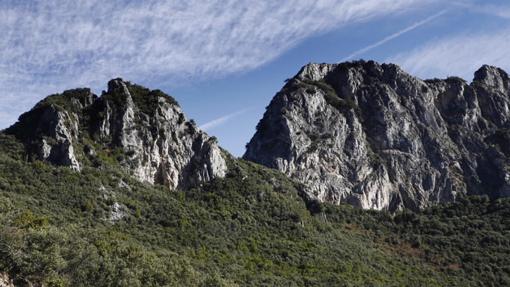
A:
6,79,227,190
244,61,510,211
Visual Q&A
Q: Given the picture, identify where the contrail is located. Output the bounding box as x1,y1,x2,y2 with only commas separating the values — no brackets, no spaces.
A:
199,109,249,131
339,9,448,62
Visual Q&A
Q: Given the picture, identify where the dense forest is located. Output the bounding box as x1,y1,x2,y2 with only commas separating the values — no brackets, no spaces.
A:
0,133,508,286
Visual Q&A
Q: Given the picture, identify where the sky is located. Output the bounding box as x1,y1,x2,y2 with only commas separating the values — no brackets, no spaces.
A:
1,0,509,156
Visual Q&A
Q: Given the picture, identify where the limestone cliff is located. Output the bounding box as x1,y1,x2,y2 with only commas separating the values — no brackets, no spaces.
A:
244,61,510,211
6,79,227,190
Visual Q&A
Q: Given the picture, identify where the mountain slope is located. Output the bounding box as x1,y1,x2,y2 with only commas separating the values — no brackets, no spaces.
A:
244,61,510,211
0,133,509,286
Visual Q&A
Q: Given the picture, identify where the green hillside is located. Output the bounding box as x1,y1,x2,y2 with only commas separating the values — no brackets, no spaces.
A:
0,133,508,286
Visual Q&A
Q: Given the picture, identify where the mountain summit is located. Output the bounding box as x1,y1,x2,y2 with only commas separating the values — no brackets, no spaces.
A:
6,79,228,190
244,61,510,211
4,62,510,212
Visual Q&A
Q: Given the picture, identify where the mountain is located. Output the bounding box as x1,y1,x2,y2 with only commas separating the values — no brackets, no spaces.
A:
245,61,510,211
0,77,508,286
5,79,227,190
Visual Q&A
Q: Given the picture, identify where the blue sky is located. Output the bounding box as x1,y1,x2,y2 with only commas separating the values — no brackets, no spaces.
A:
1,0,509,156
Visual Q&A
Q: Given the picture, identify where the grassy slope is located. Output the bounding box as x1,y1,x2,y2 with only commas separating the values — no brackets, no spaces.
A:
0,134,507,286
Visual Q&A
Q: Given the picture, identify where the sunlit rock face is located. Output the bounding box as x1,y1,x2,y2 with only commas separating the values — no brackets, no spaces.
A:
244,61,510,211
6,79,227,190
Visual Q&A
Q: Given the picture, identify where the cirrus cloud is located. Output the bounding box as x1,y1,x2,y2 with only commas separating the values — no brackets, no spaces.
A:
0,0,436,128
389,28,510,80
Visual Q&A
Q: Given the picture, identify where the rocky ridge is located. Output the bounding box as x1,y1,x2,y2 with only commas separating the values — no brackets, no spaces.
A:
6,79,227,190
244,61,510,211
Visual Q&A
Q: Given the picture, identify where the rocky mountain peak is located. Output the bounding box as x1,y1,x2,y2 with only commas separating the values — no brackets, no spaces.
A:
473,65,509,91
245,61,510,211
5,79,228,190
295,62,338,81
107,78,130,93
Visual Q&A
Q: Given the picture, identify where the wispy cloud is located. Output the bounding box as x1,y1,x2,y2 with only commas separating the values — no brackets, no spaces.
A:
0,0,436,128
452,1,510,19
389,28,510,80
340,9,448,62
200,109,249,132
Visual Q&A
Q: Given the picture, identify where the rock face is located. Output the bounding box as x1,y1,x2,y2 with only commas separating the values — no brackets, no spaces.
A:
0,272,14,287
6,79,227,190
244,61,510,211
